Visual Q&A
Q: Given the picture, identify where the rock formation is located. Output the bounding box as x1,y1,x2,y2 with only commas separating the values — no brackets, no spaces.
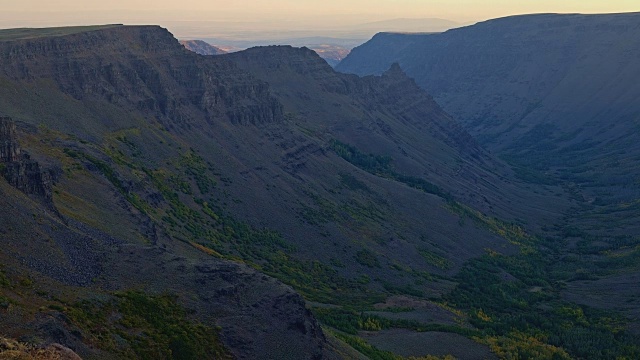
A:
0,116,20,162
0,117,53,201
0,26,283,129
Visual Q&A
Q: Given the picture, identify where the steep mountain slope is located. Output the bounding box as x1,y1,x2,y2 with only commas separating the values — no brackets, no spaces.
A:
0,118,330,360
0,25,559,300
180,39,227,55
337,12,640,352
2,23,638,359
338,13,640,207
223,45,564,222
0,25,333,360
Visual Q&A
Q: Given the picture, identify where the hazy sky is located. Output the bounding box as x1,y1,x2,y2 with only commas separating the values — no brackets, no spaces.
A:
1,0,639,38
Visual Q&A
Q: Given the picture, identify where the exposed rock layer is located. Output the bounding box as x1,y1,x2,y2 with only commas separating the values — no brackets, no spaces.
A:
0,26,283,128
0,117,52,200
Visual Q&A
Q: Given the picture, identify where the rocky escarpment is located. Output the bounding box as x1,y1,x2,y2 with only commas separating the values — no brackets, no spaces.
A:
0,336,81,360
0,116,53,201
128,254,329,360
226,46,491,170
0,116,20,162
0,26,283,129
222,45,345,92
356,63,485,159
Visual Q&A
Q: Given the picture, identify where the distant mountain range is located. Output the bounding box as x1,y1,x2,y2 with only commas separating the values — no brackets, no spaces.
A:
179,39,226,55
174,18,460,66
168,17,460,42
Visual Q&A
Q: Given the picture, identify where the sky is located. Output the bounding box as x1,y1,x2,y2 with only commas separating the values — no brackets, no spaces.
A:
1,0,638,39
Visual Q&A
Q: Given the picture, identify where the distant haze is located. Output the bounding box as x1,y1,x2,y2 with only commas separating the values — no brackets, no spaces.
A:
1,1,638,41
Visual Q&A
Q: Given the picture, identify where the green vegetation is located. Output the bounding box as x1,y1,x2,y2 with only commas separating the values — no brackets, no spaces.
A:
447,202,535,251
356,249,381,268
330,139,392,175
0,25,122,41
300,189,387,228
0,269,10,288
314,308,479,337
481,331,571,360
330,140,451,200
331,331,399,360
67,291,231,360
65,145,380,306
445,249,640,359
329,330,456,360
418,249,452,270
339,172,372,193
55,129,640,360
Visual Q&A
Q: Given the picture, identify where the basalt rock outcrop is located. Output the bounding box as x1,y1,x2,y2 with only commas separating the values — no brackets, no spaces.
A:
0,26,283,130
0,336,82,360
0,116,53,201
0,116,20,162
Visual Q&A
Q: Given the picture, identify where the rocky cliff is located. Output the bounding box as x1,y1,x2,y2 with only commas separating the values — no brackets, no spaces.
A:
0,25,283,130
0,116,20,162
223,46,512,209
0,117,53,201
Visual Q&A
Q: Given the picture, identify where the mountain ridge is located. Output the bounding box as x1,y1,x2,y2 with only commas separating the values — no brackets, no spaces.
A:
337,12,640,205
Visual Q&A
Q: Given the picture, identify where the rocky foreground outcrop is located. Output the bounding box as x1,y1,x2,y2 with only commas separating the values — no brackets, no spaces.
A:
0,336,82,360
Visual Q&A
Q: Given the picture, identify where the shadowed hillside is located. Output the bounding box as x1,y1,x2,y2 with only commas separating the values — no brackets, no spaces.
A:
338,13,640,207
338,12,640,350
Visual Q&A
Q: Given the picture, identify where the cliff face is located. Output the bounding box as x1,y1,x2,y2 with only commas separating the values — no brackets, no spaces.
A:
0,117,20,162
225,47,495,191
0,117,52,201
0,26,283,129
338,13,640,146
